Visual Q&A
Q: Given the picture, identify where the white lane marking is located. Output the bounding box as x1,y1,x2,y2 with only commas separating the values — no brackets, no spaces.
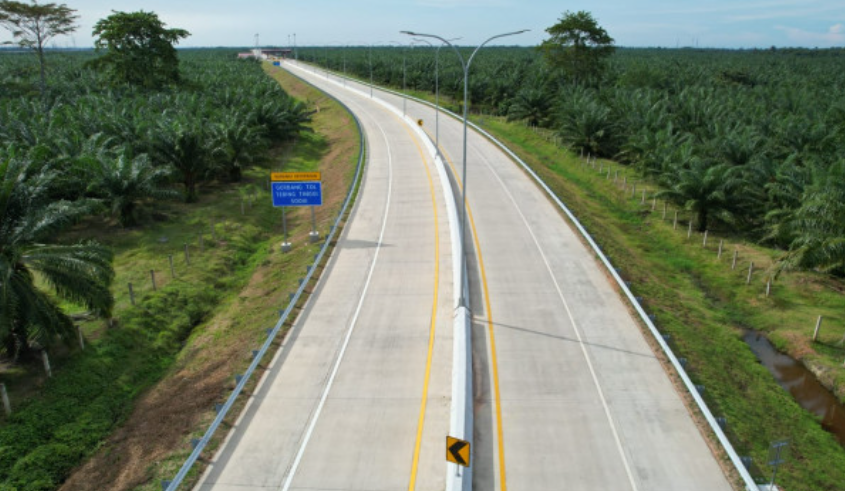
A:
278,89,395,491
476,149,640,491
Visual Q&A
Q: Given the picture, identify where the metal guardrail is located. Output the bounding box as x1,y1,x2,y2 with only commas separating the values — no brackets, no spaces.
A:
162,66,367,491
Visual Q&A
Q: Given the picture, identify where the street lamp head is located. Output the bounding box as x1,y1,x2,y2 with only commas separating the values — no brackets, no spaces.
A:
400,30,417,36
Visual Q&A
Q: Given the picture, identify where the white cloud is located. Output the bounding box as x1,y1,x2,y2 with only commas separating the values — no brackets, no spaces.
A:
775,23,845,45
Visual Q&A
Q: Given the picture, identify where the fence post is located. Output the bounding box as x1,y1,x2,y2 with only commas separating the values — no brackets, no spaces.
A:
813,315,823,341
128,282,135,305
184,243,190,266
718,240,724,259
746,262,754,285
150,270,157,291
673,211,678,230
687,221,693,239
1,383,10,416
766,279,771,297
662,202,667,220
41,351,52,377
78,326,85,350
703,230,708,247
652,196,656,211
732,249,738,270
169,254,175,278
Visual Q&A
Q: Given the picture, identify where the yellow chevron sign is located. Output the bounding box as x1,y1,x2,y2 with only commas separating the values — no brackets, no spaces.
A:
446,436,470,467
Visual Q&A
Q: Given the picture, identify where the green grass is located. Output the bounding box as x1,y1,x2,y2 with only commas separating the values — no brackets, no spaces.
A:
473,115,845,490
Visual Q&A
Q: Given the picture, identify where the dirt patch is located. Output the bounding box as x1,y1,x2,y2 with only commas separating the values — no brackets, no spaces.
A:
59,260,280,491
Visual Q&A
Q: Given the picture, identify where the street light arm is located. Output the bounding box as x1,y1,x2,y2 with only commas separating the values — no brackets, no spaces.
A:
467,29,529,69
401,30,465,68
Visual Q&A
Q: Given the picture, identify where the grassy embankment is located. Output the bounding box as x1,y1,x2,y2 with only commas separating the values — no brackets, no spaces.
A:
0,66,360,491
470,116,845,490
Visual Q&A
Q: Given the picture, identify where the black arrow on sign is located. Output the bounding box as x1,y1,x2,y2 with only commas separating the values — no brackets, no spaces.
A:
448,439,468,466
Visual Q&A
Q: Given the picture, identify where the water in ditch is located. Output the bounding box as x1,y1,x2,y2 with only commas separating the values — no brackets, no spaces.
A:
743,330,845,445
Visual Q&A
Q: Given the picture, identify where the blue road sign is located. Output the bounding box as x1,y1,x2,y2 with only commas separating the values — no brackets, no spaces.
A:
272,181,323,207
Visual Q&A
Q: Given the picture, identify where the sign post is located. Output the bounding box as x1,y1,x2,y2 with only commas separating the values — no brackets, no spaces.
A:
281,206,291,252
271,172,323,252
767,439,789,490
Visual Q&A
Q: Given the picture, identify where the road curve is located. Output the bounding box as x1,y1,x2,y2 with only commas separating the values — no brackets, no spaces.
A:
197,56,735,491
194,63,454,491
290,62,734,491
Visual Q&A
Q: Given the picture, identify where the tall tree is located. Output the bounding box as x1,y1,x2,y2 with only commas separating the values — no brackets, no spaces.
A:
0,0,78,97
0,153,114,360
90,10,189,89
539,10,614,85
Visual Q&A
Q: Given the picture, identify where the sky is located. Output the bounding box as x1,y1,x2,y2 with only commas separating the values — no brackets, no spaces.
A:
4,0,844,49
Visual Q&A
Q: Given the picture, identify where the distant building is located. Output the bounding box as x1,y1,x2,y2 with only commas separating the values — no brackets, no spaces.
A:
237,48,293,60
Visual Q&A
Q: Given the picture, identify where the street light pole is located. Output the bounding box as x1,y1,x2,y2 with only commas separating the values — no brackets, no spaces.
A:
402,46,407,116
413,37,460,152
293,33,297,61
368,44,374,98
401,29,528,308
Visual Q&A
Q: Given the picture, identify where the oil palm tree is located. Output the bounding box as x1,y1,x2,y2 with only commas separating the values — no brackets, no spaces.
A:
507,86,554,127
152,120,215,203
86,151,179,226
780,159,845,274
211,113,263,183
0,153,114,360
657,153,745,232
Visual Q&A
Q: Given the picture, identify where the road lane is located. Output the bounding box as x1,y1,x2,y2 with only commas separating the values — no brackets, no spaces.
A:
364,69,734,490
194,63,453,491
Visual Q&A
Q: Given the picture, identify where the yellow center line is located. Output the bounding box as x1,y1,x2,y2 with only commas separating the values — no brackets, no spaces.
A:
389,113,440,491
436,138,508,491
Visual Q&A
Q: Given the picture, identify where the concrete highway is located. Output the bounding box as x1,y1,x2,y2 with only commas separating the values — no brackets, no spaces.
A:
195,62,454,491
195,59,735,491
